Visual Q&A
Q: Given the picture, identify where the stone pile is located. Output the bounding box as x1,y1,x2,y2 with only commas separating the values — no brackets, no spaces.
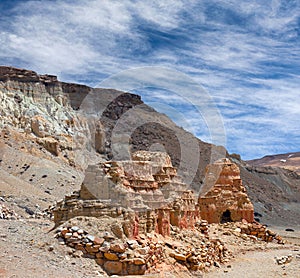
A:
41,205,55,220
55,226,165,276
168,227,231,272
56,223,235,275
169,239,230,271
275,255,293,265
0,203,19,220
236,221,285,244
195,220,209,235
29,206,55,220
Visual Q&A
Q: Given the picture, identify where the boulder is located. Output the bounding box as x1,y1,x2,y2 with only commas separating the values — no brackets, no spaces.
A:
103,261,123,275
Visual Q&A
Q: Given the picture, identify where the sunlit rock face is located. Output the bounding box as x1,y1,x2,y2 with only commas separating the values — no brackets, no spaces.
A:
198,158,254,224
0,66,105,169
53,151,199,237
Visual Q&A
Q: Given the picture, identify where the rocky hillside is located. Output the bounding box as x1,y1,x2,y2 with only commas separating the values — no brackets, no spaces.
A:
0,66,299,227
237,161,300,226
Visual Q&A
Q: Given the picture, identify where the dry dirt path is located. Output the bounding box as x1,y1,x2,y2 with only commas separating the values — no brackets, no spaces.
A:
204,225,300,278
204,247,300,278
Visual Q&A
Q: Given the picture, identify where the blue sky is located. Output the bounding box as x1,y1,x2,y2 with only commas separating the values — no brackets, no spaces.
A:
0,0,299,160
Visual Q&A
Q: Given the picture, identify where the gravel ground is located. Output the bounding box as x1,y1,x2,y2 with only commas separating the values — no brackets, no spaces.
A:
204,247,300,278
204,224,300,278
0,219,106,278
1,219,299,278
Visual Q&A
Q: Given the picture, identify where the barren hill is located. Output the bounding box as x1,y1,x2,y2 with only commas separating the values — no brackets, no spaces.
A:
247,152,300,174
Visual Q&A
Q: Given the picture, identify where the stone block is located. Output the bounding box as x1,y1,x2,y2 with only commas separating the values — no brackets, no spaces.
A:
104,252,119,261
103,261,123,275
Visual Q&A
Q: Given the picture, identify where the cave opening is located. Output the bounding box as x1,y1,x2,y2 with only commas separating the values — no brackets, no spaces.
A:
221,209,232,223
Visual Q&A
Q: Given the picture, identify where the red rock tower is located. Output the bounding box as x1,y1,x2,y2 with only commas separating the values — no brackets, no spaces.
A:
198,158,254,223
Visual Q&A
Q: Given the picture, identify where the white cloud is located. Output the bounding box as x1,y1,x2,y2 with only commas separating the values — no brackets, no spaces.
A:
66,0,133,33
134,0,184,28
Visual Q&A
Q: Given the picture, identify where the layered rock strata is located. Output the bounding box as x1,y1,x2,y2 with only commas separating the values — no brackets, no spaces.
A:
53,151,199,237
0,66,97,168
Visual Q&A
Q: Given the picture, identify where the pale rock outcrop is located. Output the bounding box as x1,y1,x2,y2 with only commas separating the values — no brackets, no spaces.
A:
0,66,106,168
31,115,52,137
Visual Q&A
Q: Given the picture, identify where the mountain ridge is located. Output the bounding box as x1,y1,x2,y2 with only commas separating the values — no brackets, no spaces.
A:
247,151,300,175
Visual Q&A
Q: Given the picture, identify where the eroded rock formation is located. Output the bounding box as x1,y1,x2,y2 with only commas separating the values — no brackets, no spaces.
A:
54,154,255,234
53,151,199,237
198,158,254,223
0,66,97,168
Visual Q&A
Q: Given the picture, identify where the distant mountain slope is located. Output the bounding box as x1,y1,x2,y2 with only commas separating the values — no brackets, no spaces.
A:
237,160,300,226
247,152,300,174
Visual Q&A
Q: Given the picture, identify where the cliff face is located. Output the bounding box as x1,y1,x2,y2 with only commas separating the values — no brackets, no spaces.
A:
239,163,300,226
0,66,299,226
0,66,219,193
0,66,93,165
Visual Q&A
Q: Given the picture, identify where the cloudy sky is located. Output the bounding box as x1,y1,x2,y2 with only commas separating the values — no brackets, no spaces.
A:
0,0,299,160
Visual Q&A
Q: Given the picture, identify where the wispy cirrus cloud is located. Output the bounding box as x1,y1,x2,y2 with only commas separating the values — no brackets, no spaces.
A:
0,0,299,159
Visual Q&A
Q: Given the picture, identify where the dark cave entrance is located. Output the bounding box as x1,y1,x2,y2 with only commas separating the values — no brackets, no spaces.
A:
221,209,233,223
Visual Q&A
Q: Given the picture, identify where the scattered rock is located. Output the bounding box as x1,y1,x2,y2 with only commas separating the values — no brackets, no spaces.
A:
104,252,119,261
48,245,54,251
214,261,221,268
110,243,126,253
174,253,186,261
0,203,19,220
275,255,293,265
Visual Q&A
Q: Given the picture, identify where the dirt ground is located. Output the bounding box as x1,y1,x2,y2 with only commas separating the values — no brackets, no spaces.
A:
204,247,300,278
203,225,300,278
1,218,299,278
0,219,107,278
